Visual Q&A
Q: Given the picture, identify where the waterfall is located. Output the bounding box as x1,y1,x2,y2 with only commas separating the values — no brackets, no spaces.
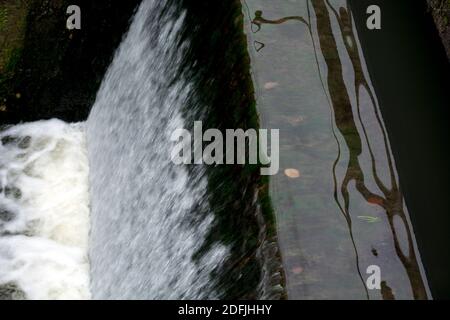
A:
86,0,228,299
0,0,230,300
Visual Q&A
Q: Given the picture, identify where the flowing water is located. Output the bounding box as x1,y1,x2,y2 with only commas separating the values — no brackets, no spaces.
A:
0,0,232,300
0,0,273,300
86,1,230,299
0,120,90,299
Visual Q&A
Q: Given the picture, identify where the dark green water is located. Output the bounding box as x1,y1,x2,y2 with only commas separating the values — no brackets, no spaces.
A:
349,0,450,300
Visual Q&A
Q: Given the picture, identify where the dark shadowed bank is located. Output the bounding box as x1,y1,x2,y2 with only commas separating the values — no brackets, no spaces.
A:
0,0,141,123
0,0,285,299
427,0,450,59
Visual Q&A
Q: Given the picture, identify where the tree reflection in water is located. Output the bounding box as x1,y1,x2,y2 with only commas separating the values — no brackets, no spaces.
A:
247,0,428,299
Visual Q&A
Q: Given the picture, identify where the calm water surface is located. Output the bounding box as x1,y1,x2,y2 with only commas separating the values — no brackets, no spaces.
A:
242,0,430,300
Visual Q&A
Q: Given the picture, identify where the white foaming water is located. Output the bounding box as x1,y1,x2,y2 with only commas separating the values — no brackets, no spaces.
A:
87,0,228,299
0,119,90,299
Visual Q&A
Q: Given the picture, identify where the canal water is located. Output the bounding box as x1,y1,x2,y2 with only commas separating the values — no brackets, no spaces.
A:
241,0,434,299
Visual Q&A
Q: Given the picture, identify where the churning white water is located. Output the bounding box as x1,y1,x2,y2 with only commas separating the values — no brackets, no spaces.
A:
86,0,228,299
0,120,90,299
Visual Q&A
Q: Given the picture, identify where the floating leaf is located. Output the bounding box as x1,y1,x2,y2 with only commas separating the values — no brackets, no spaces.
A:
284,168,300,178
264,81,279,90
292,266,304,274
